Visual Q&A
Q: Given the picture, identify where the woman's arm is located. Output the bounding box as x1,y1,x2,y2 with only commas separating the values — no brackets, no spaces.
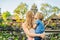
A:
22,23,45,38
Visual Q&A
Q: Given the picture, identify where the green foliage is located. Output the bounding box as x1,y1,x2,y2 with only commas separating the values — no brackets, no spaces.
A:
40,3,60,18
14,3,28,18
40,4,52,16
52,7,60,14
2,11,11,21
2,11,11,17
31,4,38,14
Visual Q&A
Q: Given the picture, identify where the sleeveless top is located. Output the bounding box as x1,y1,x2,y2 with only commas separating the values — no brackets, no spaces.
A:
27,28,35,40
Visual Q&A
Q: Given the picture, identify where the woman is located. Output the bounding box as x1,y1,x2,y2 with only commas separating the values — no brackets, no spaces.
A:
22,11,45,40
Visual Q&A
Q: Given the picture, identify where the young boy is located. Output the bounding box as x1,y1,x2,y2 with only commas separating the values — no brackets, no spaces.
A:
33,12,45,40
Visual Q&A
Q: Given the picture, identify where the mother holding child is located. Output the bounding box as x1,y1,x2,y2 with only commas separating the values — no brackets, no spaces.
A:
22,11,45,40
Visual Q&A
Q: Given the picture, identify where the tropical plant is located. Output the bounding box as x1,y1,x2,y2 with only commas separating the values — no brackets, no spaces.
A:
14,3,28,19
40,3,52,17
52,7,60,14
2,11,11,21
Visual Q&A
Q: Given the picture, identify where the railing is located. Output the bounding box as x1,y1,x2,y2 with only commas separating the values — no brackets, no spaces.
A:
45,30,60,33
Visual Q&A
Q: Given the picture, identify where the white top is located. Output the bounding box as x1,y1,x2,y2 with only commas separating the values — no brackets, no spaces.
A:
27,28,35,40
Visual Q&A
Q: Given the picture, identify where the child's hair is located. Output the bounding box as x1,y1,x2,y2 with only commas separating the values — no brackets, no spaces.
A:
36,12,44,20
26,11,34,29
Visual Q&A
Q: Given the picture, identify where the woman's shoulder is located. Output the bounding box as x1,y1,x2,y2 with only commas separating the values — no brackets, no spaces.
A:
22,22,26,27
22,22,26,25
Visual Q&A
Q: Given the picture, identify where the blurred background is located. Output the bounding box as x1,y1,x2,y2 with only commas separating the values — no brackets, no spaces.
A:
0,0,60,40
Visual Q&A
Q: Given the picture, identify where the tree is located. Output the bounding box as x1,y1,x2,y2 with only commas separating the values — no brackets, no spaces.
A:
31,4,38,15
40,3,60,20
14,3,28,19
40,4,52,17
2,11,11,21
52,7,60,14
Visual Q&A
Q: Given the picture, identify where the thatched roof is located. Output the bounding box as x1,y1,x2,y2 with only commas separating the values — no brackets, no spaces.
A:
7,15,16,20
7,15,25,22
45,13,60,20
51,14,60,20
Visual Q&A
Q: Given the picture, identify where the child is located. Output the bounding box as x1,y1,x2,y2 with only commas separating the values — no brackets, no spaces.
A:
33,12,45,40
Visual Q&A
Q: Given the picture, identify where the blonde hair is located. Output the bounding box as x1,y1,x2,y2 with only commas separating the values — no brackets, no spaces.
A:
25,11,33,29
36,12,44,20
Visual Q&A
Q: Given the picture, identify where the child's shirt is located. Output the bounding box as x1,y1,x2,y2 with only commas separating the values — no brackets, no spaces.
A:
35,20,45,40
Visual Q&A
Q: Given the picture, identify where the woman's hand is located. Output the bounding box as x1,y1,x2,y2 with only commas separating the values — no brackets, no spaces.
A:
39,32,45,39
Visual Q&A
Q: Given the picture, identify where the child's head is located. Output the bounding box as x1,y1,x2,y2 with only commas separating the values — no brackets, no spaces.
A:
34,12,44,20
